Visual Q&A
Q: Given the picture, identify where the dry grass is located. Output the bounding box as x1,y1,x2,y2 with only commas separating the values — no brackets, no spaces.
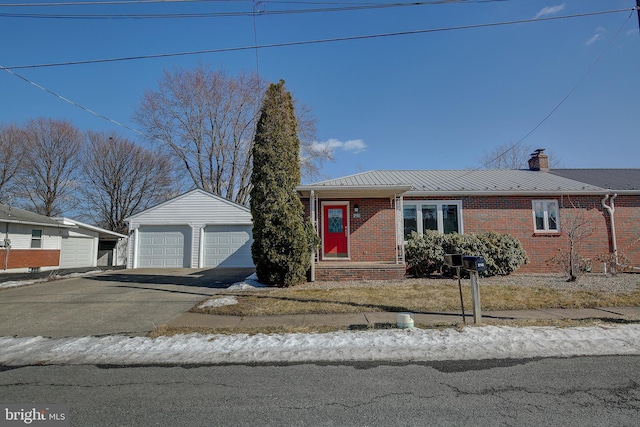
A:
150,324,340,337
191,274,640,317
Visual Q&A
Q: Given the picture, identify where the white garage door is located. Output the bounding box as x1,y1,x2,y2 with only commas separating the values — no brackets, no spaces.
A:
203,225,254,268
60,237,94,269
138,226,190,268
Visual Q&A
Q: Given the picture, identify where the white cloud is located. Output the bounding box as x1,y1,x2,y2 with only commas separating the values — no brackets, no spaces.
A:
585,27,607,46
534,4,565,19
312,138,367,154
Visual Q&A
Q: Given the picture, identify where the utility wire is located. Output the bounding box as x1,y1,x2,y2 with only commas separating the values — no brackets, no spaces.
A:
3,8,631,70
0,0,240,6
0,65,150,140
0,0,509,19
0,5,632,162
0,0,499,7
480,10,634,170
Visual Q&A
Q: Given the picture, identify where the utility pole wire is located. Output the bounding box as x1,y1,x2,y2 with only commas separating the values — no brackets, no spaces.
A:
0,65,151,140
2,7,632,70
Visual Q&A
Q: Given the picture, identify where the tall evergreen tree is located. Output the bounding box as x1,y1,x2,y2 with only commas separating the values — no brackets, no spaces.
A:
250,80,316,287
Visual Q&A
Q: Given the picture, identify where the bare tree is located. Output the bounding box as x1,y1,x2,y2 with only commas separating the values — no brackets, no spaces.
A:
479,143,560,169
82,132,176,234
0,124,23,202
18,118,83,216
561,203,593,282
134,65,329,205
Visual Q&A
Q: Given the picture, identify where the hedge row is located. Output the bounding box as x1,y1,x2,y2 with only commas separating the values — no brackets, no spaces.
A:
405,230,529,277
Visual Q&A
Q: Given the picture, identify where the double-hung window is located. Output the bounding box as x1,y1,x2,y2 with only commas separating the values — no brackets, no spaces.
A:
31,229,43,248
403,201,462,240
532,200,559,232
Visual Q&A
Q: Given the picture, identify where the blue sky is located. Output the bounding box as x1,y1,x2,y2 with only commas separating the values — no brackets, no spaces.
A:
1,0,638,183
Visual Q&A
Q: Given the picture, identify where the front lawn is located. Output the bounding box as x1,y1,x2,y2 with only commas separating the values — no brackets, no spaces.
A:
192,274,640,317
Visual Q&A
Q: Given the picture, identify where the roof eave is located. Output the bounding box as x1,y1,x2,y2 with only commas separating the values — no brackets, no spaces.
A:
0,218,70,228
405,189,632,197
297,185,413,198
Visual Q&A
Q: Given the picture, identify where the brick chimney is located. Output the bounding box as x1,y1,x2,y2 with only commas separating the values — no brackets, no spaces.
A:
528,148,549,171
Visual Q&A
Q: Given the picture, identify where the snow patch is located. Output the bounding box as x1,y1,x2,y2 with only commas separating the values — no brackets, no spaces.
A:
1,324,639,366
198,296,238,308
0,280,36,289
227,273,267,290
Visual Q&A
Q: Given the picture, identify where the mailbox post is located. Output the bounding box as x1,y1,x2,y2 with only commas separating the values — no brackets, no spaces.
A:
444,254,466,324
462,256,486,324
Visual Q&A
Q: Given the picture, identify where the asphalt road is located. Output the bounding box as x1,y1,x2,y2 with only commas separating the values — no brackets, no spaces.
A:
0,268,254,337
1,356,638,426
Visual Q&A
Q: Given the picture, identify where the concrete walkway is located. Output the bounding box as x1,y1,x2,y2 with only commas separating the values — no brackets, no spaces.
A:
167,307,640,331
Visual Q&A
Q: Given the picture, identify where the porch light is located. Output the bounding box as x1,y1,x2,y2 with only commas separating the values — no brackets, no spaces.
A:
353,204,359,213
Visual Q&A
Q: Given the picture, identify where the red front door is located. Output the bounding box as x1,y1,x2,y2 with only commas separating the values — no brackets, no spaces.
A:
323,204,348,258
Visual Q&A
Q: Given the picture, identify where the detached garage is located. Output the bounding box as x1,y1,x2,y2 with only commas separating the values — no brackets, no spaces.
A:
126,189,254,269
54,217,128,269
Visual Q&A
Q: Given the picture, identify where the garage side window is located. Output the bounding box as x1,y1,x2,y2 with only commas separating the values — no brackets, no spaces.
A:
31,229,43,248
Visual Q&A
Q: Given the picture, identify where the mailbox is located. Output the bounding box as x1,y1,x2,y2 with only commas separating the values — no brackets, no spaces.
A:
462,256,487,273
444,254,463,268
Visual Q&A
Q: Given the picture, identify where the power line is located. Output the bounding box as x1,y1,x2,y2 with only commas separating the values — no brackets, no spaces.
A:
4,8,632,70
481,10,634,170
0,64,150,140
0,0,237,6
0,0,507,19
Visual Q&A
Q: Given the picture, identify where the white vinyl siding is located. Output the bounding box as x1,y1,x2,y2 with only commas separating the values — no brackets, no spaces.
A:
127,190,253,270
3,224,61,250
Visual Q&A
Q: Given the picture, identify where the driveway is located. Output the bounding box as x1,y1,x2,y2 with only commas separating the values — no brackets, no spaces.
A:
0,268,254,338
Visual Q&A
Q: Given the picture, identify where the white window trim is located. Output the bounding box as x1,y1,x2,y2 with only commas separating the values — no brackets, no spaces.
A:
321,201,350,260
532,200,560,233
403,200,464,242
31,229,43,249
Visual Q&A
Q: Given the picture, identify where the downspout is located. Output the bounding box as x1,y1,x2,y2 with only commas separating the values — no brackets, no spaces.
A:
3,223,9,271
601,193,618,269
309,190,316,282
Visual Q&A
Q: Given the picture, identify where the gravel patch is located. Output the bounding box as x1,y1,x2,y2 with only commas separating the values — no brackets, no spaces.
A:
298,273,640,293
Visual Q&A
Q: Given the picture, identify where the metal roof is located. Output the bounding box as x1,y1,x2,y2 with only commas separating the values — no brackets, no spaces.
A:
548,169,640,191
0,203,67,227
304,169,612,196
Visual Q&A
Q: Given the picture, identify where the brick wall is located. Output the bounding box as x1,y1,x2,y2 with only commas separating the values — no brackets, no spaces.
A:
409,194,639,273
303,194,640,274
315,265,406,281
3,249,61,269
348,198,398,262
309,198,398,262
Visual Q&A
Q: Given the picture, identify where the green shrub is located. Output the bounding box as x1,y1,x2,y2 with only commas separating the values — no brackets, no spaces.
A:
405,230,445,276
480,231,529,275
406,231,528,277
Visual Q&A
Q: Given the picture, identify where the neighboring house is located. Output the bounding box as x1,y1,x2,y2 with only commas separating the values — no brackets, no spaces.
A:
0,204,128,274
126,189,254,269
296,151,640,280
0,203,68,273
53,218,127,269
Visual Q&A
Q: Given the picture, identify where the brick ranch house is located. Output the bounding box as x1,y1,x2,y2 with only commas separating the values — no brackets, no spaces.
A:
297,151,640,281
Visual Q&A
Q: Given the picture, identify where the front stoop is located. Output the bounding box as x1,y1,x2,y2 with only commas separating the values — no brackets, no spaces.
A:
314,262,407,281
